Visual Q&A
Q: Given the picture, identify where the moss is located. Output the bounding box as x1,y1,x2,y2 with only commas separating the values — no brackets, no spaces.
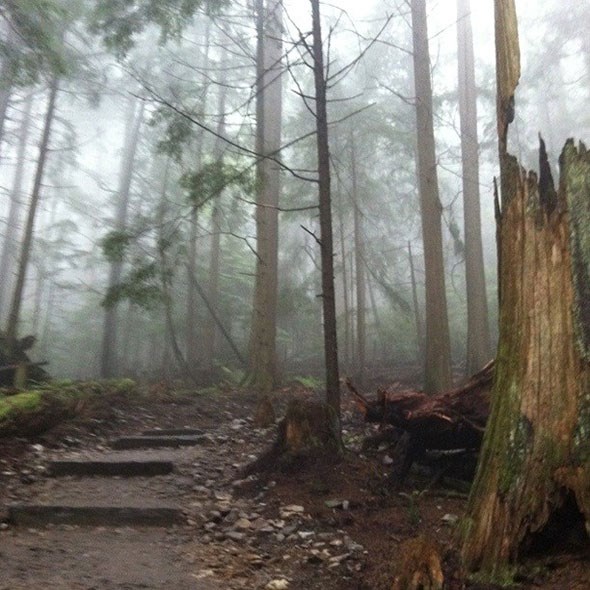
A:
498,413,533,495
111,378,137,395
572,401,590,465
0,392,43,422
468,566,518,587
0,379,141,436
562,140,590,361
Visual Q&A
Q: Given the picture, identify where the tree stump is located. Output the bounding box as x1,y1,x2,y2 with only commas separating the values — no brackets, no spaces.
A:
245,398,342,474
461,140,590,576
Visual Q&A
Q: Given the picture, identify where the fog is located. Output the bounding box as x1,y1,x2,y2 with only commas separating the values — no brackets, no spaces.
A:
0,0,587,383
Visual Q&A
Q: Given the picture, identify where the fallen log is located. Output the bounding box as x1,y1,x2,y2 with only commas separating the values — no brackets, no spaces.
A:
346,360,494,482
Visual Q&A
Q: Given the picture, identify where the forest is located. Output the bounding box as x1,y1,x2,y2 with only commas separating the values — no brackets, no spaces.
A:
1,0,590,588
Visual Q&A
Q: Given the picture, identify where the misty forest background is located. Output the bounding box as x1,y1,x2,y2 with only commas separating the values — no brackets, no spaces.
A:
0,0,586,387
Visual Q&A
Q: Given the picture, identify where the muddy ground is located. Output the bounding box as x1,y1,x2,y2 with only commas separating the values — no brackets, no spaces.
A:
0,382,589,589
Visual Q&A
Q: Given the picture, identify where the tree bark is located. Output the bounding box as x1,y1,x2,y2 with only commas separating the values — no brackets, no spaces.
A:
186,18,211,367
0,27,17,163
5,78,59,357
462,0,590,577
0,92,33,322
408,240,424,366
202,77,227,372
338,201,351,371
457,0,492,374
100,98,144,378
411,0,452,394
351,134,366,384
248,0,283,393
462,138,590,578
310,0,340,425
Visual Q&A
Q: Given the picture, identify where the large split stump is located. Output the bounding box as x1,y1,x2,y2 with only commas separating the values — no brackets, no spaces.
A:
461,140,590,576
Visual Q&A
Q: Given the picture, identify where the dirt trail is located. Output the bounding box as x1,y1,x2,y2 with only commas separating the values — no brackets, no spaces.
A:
2,388,588,590
0,393,273,590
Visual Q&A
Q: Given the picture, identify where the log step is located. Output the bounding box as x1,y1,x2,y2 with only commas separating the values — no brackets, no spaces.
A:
8,504,185,527
48,460,175,477
142,428,203,436
111,435,206,450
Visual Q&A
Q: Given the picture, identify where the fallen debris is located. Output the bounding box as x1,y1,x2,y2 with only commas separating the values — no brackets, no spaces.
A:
347,360,494,481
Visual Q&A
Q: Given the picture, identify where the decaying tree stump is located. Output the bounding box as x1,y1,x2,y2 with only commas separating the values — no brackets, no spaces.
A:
0,332,48,387
461,138,590,576
245,398,342,474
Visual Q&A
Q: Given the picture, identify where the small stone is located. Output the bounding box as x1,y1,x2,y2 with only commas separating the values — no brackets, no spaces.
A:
441,513,459,525
328,553,350,566
280,504,305,518
214,491,232,502
324,499,343,509
192,569,215,579
265,579,289,590
234,518,252,530
382,455,394,465
225,531,246,542
298,531,315,540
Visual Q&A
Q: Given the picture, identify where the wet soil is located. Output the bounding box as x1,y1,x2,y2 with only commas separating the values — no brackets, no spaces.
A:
0,384,589,589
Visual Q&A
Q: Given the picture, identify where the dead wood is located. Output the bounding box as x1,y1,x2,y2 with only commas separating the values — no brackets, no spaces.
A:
0,332,49,387
347,360,494,481
392,536,444,590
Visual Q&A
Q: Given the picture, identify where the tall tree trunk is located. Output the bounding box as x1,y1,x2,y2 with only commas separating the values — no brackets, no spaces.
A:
411,0,452,394
157,159,199,382
249,0,283,393
0,80,12,164
202,79,227,372
186,206,201,364
5,77,59,356
31,192,58,335
351,136,366,383
0,92,33,322
100,98,144,378
463,0,590,577
0,27,17,163
186,18,212,366
367,275,386,364
408,240,424,366
457,0,492,374
310,0,340,424
338,204,351,371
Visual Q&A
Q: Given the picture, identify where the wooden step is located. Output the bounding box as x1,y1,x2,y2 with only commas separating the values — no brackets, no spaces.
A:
111,435,206,450
142,428,203,436
48,460,175,477
8,504,185,527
